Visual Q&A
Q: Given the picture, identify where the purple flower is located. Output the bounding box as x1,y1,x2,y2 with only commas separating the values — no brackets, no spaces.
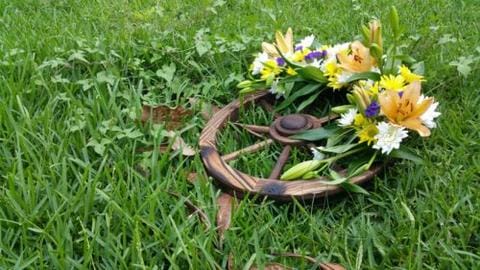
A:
365,101,380,118
295,45,303,51
398,91,403,97
304,51,324,62
276,57,286,66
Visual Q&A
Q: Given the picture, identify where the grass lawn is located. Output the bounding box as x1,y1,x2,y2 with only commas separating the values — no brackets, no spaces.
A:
1,0,479,269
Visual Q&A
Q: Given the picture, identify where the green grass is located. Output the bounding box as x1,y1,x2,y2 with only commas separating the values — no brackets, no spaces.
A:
1,0,479,269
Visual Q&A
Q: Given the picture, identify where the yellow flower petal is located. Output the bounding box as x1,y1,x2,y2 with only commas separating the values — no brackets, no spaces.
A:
379,90,400,122
401,118,431,137
378,81,432,136
262,42,278,58
275,31,288,54
338,41,376,73
399,65,424,83
380,74,405,91
284,27,293,53
286,67,297,75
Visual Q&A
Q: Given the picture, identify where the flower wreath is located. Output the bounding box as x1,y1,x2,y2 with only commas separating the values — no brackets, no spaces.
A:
237,7,440,185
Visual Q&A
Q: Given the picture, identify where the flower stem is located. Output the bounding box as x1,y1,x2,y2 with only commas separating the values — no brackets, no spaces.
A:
320,146,366,164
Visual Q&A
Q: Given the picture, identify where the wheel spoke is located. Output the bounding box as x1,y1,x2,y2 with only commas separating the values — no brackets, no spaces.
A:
268,145,291,179
259,98,281,119
233,123,270,138
311,114,339,128
222,139,274,162
259,99,274,112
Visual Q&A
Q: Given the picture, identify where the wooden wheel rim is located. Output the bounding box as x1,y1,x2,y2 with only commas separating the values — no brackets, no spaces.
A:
199,91,382,201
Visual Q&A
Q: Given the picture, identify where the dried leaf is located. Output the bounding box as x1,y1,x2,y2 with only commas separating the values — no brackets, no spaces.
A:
319,264,345,270
187,97,201,107
171,136,196,156
187,172,198,184
250,263,291,270
159,131,196,156
217,193,233,241
141,105,192,130
137,134,196,156
227,254,235,270
167,191,211,229
271,253,345,270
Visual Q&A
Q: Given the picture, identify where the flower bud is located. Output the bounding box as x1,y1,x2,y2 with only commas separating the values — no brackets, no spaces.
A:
346,93,356,104
280,160,322,180
302,171,319,180
332,105,356,114
236,80,252,89
352,85,371,112
370,43,383,62
361,25,371,47
238,87,255,94
389,6,400,39
369,20,383,49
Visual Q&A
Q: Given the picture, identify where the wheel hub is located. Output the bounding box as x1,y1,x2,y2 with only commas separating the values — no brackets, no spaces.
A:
269,114,316,145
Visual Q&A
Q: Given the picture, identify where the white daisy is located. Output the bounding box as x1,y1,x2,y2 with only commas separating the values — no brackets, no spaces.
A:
268,79,283,98
251,52,269,75
298,35,315,48
309,58,323,68
370,67,381,73
337,70,354,84
318,58,332,73
418,95,441,129
373,122,409,154
338,108,357,127
325,42,350,61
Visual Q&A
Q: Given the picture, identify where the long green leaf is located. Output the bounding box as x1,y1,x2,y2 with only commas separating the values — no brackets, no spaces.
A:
326,128,354,147
341,182,370,195
321,176,349,185
395,54,416,64
389,147,424,164
317,143,360,154
296,66,327,83
296,88,324,112
345,72,381,83
322,169,349,185
291,126,339,141
276,83,321,111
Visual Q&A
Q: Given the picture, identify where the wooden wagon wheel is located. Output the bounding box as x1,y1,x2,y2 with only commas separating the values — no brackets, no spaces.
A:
200,91,382,201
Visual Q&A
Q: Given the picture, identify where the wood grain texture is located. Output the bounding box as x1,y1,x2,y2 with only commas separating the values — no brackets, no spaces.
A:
199,91,383,201
222,139,273,162
268,145,291,179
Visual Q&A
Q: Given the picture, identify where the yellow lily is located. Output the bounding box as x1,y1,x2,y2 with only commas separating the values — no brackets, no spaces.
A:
337,41,376,73
378,81,433,137
262,28,294,58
